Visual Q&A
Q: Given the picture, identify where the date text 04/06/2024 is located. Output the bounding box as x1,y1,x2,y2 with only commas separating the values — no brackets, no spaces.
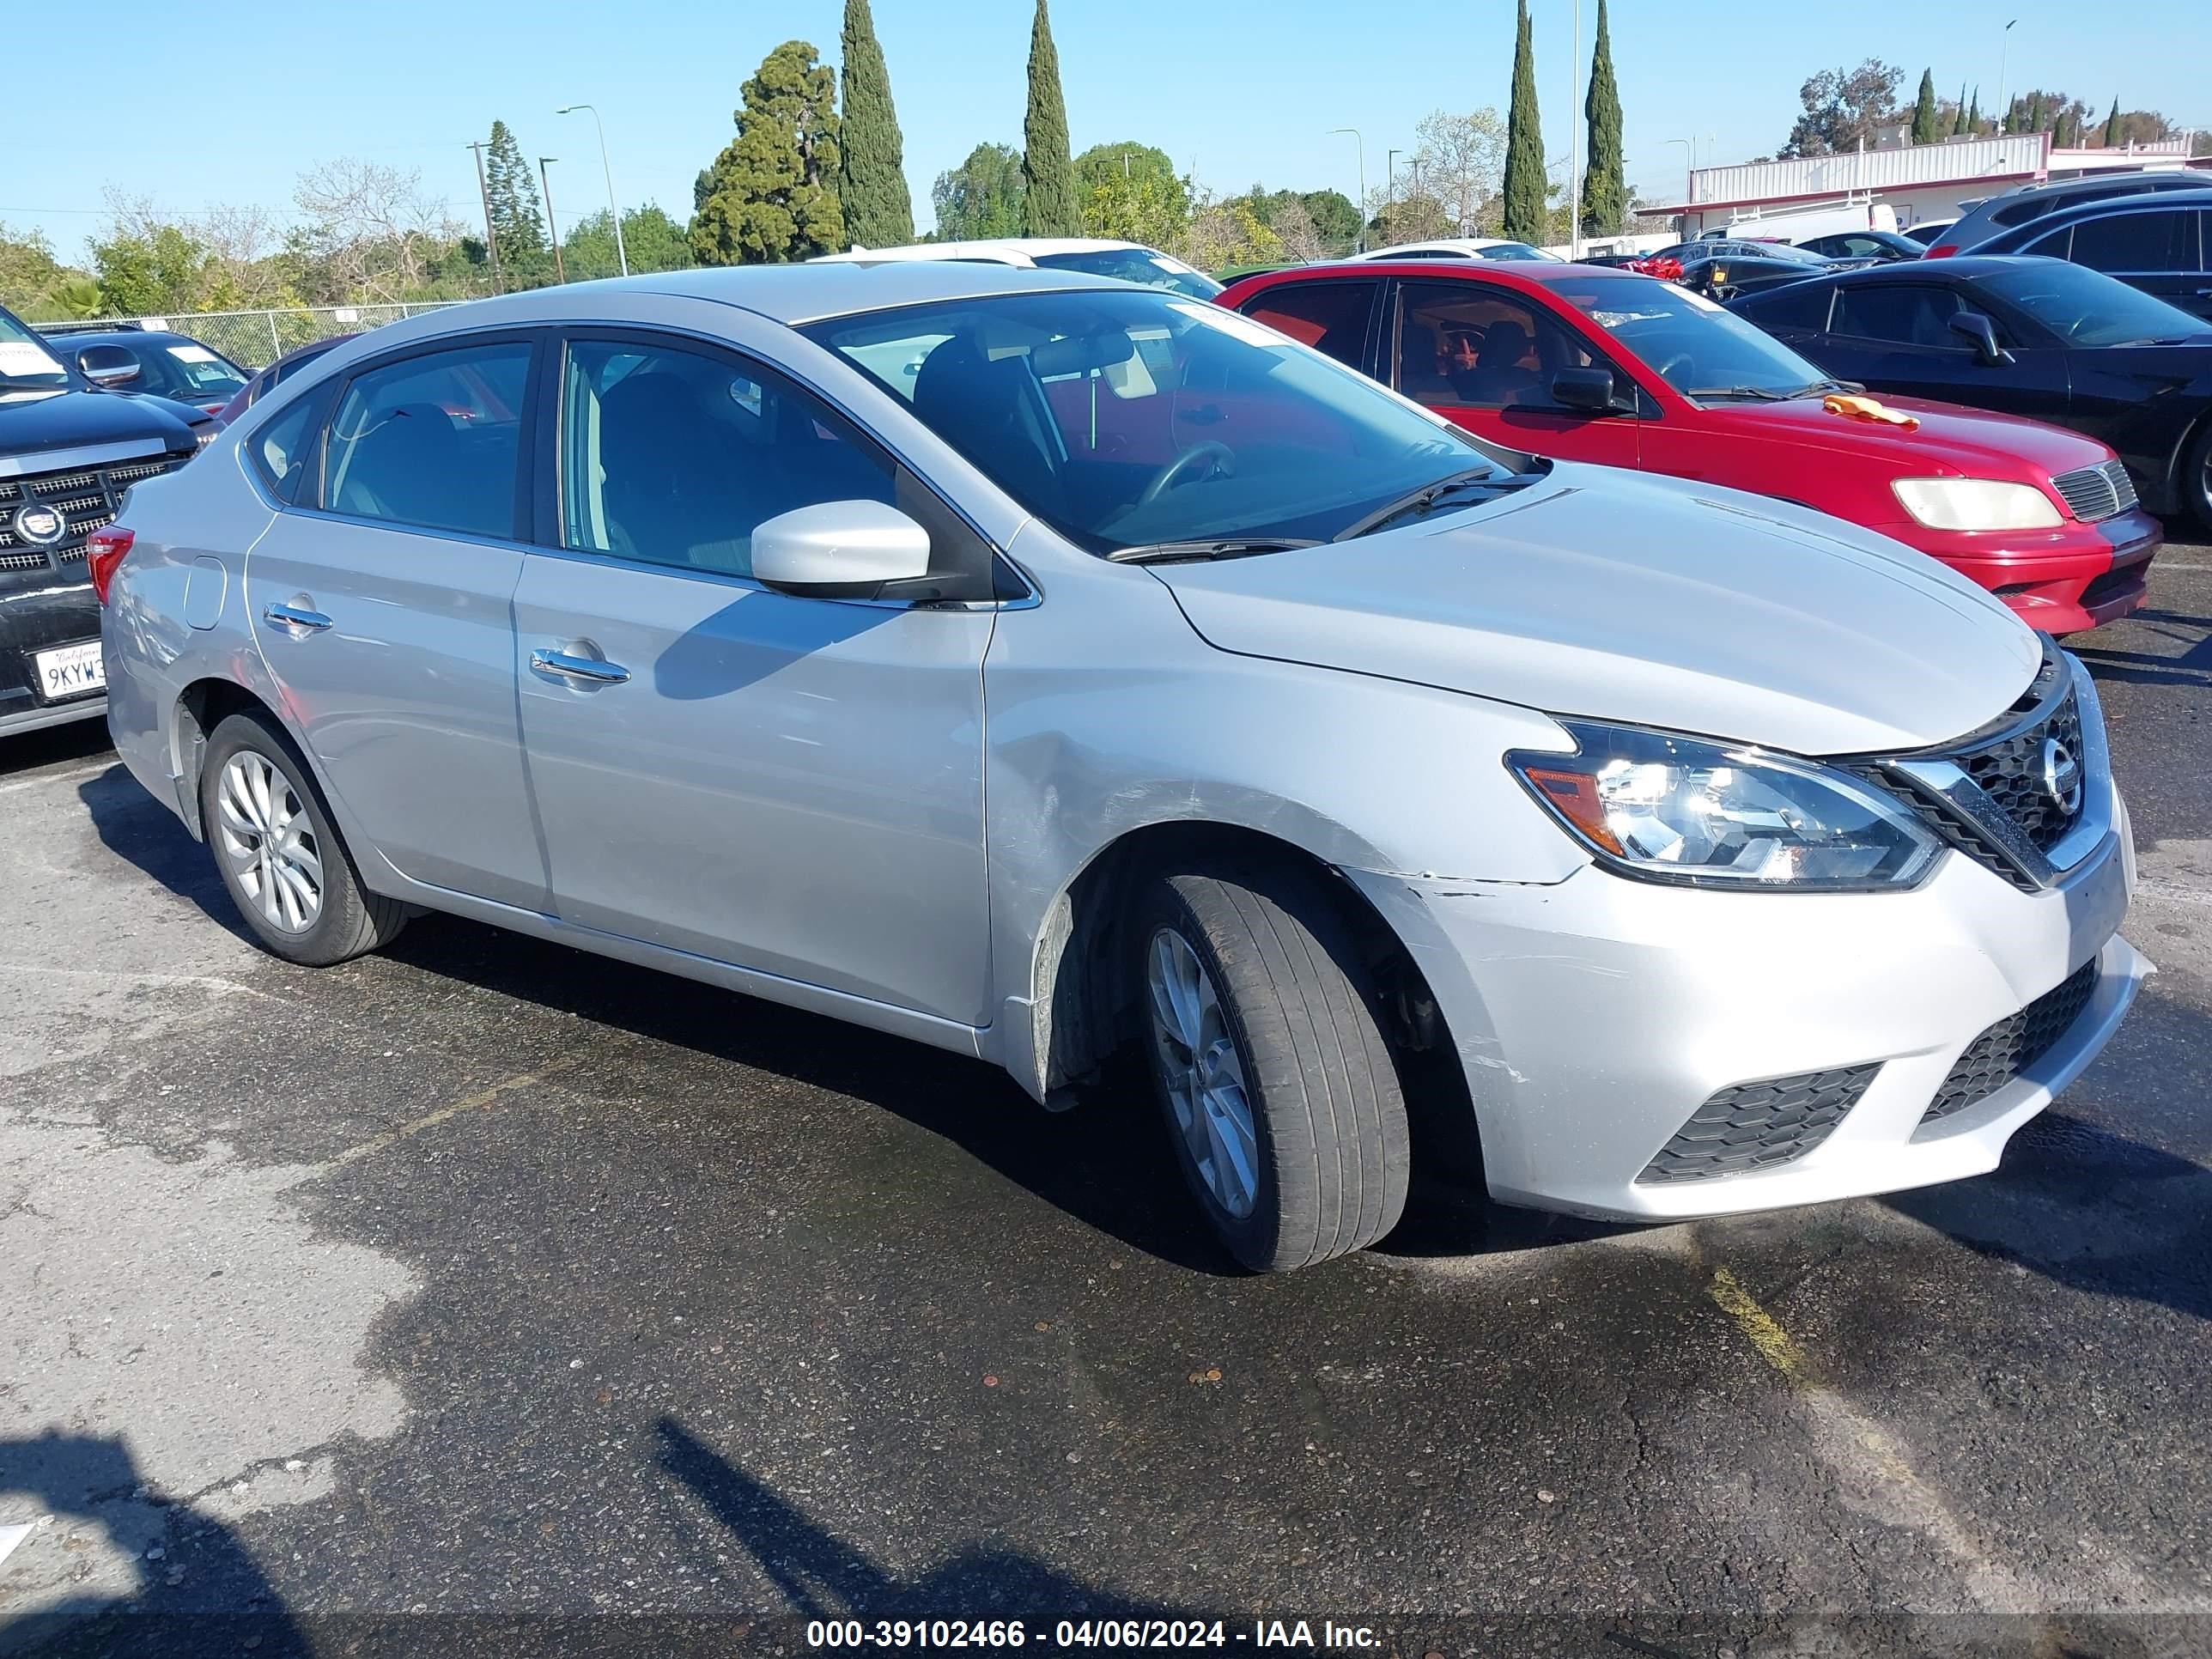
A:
805,1620,1382,1649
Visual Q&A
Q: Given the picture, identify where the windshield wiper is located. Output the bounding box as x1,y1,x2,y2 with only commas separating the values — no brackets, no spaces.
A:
1331,466,1515,543
1106,537,1321,565
1686,384,1791,401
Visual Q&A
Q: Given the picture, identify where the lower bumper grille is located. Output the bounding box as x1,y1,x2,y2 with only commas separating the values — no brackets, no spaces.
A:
1919,962,2100,1130
1638,1063,1881,1184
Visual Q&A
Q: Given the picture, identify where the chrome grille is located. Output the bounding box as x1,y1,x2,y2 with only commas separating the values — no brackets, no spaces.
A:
2049,459,2137,523
0,450,189,566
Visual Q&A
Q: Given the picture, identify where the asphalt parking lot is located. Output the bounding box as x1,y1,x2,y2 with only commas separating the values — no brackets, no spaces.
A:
3,556,2209,1659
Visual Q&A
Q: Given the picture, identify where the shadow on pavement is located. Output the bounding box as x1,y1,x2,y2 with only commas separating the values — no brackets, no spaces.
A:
0,1431,306,1659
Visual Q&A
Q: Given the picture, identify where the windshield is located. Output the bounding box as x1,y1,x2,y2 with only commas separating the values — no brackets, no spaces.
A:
802,288,1512,555
1030,247,1223,299
0,309,72,397
135,339,249,402
1477,242,1561,262
1557,276,1832,399
1978,260,2212,348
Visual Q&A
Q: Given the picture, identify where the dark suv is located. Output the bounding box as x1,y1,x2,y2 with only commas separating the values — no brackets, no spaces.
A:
1,304,203,737
1972,188,2212,322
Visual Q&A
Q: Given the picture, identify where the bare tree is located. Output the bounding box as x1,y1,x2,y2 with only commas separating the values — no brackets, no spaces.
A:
292,159,461,303
1268,198,1326,263
1411,108,1508,235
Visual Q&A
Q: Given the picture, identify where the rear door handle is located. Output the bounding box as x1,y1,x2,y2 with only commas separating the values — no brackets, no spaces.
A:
530,648,630,685
261,602,331,633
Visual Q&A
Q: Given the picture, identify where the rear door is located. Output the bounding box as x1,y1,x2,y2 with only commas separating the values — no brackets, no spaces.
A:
509,329,994,1024
1383,278,1639,468
245,332,547,910
2060,206,2210,323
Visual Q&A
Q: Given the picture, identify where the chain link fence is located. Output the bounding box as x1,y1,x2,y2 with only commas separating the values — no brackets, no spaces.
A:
46,302,465,369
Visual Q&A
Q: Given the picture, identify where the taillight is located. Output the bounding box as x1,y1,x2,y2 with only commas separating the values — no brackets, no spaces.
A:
86,527,135,605
1925,243,1960,258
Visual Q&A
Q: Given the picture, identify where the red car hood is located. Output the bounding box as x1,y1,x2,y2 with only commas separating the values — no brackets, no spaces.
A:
1693,392,2112,479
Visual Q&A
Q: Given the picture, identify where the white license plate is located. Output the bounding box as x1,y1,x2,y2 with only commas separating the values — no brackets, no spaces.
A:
34,641,105,701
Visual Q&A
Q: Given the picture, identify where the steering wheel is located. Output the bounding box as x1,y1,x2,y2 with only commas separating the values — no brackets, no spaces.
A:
1138,441,1235,507
1653,353,1693,389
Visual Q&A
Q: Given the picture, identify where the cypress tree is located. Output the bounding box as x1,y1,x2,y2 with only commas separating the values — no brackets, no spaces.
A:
1968,88,1981,133
837,0,914,248
1022,0,1079,236
1502,0,1546,242
1910,70,1939,144
2101,96,2121,147
1579,0,1623,235
1953,82,1969,137
2027,92,2045,131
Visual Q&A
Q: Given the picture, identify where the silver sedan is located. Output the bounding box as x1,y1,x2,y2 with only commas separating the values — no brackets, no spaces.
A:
96,263,2145,1270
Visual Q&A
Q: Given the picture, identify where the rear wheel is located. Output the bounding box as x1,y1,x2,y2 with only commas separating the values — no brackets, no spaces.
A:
2184,422,2212,533
1133,861,1411,1272
199,711,405,966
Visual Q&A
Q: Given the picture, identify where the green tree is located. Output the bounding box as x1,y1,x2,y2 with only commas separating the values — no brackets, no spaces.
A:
0,223,71,315
837,0,914,248
1075,143,1188,245
1502,0,1546,242
1022,0,1079,235
1297,189,1361,253
91,225,205,316
931,143,1026,239
1580,0,1624,234
1911,70,1940,144
692,40,845,264
1968,88,1981,133
1953,82,1970,137
484,119,550,286
2027,92,2046,131
2101,96,2121,147
564,205,696,280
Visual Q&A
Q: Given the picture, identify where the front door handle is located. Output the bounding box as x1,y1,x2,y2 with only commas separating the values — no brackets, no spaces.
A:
530,648,631,685
262,601,332,634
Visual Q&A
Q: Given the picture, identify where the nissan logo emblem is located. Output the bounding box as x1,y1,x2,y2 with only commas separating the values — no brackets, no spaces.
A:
10,503,66,548
2040,736,2082,817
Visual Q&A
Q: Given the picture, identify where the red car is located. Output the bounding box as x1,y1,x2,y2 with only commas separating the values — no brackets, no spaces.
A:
1218,262,2160,633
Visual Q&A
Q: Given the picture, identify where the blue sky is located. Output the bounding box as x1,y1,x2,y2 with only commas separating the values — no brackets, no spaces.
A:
6,0,2207,261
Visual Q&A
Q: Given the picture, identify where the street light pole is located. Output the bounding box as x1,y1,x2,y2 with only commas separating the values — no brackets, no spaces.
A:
1996,19,2019,136
556,103,628,277
539,157,565,284
1386,147,1400,212
1666,137,1695,232
1568,0,1583,259
466,140,504,295
1329,127,1366,252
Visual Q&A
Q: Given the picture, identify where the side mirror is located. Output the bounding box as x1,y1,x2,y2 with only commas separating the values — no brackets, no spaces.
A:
751,500,933,599
1549,367,1623,413
1947,310,2014,367
77,344,142,388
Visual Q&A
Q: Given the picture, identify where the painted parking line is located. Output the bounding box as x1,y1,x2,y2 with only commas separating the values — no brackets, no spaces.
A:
318,1054,586,1174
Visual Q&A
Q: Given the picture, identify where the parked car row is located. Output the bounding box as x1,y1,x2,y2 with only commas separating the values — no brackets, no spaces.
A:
86,252,2148,1273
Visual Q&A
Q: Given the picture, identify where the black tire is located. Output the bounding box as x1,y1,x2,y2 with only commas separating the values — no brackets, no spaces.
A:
198,710,406,967
1133,860,1412,1273
2184,422,2212,534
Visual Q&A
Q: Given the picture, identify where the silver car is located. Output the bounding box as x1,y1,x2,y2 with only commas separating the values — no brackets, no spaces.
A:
99,264,2148,1271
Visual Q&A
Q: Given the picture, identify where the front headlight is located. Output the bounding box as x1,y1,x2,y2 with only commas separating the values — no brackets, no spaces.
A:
1892,477,2061,531
1506,720,1942,890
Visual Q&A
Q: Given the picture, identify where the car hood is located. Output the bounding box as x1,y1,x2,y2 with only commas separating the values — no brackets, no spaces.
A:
1695,392,2114,477
1151,468,2043,757
0,386,196,467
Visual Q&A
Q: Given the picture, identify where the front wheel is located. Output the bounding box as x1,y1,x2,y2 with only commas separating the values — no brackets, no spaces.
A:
199,710,406,966
1133,863,1412,1272
2184,422,2212,533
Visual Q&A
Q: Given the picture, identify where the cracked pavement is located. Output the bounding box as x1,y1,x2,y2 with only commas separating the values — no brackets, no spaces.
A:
2,557,2209,1658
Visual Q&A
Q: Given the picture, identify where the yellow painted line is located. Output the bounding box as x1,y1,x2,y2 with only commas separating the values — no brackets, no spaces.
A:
1707,1265,1819,1386
319,1055,583,1174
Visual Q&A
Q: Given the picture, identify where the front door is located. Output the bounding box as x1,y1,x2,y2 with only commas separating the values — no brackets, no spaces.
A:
512,331,994,1025
246,334,547,910
1386,280,1641,469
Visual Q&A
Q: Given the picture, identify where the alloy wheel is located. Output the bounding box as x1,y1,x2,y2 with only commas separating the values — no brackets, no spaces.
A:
1146,926,1260,1219
215,750,324,934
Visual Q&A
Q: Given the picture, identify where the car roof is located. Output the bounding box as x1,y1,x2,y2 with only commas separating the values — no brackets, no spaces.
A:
1351,238,1538,258
1995,169,2209,202
2005,185,2212,224
1225,258,1659,295
811,238,1156,267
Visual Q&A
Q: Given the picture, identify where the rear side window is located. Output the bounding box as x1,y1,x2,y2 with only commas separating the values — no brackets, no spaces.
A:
1830,284,1968,346
321,342,531,538
2070,210,2197,274
250,395,326,502
1737,282,1834,331
1237,280,1377,369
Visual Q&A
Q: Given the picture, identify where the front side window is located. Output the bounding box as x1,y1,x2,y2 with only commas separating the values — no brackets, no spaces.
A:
803,288,1505,556
1556,276,1832,398
558,337,893,578
1237,280,1377,369
1392,281,1603,409
1829,284,1968,347
2069,210,2197,274
322,341,530,538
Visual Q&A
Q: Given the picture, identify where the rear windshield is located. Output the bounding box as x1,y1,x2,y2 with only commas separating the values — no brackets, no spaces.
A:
1030,248,1222,299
